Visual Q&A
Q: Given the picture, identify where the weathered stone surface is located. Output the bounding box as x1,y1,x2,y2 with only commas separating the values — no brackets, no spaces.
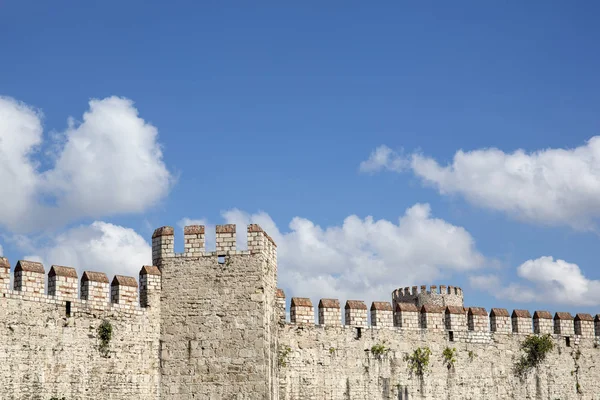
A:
0,264,161,400
278,324,600,399
2,222,600,400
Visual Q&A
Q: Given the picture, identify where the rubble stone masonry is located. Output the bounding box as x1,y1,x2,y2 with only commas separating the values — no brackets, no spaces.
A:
1,224,600,400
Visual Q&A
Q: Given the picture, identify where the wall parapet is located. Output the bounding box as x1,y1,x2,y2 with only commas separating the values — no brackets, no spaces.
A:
281,297,600,339
392,283,465,311
152,224,277,268
0,258,161,315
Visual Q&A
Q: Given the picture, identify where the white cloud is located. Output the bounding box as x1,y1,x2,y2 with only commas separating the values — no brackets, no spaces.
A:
0,243,3,256
212,205,485,305
469,256,600,307
0,95,173,232
359,145,408,173
25,221,151,280
362,138,600,230
0,96,43,231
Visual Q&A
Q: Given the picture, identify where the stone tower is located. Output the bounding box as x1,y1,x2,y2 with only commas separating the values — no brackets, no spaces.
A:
153,224,279,400
391,284,464,311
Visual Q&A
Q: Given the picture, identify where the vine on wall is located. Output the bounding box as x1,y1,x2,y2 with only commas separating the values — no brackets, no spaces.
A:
97,320,113,357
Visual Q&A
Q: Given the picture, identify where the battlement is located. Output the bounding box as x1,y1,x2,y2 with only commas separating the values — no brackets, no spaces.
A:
152,224,277,267
392,284,464,311
0,257,160,315
282,291,600,342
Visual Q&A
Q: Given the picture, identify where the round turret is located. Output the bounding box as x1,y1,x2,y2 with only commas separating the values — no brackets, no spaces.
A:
392,284,464,310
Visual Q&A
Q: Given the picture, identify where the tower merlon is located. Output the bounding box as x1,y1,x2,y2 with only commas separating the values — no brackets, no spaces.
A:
445,306,467,331
0,257,10,293
345,300,368,327
14,260,45,296
533,310,553,334
468,307,488,332
490,308,511,333
511,309,532,334
318,298,341,326
184,225,205,256
48,265,78,299
420,305,444,331
111,275,139,307
394,302,419,329
370,301,393,328
275,288,286,322
291,297,313,324
575,313,594,338
139,266,161,308
81,271,110,307
216,224,236,254
554,312,574,336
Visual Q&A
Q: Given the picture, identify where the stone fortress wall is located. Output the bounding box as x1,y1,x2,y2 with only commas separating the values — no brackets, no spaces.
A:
277,289,600,400
1,221,600,400
153,224,279,400
0,258,161,400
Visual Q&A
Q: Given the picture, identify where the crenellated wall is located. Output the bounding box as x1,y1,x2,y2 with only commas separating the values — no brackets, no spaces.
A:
392,284,464,311
279,292,600,399
2,220,600,400
0,257,161,400
155,224,279,400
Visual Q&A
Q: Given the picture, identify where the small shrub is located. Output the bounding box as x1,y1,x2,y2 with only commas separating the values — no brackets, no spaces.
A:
404,347,432,377
371,342,389,358
443,347,457,369
278,345,292,367
329,347,336,354
514,334,554,377
97,320,113,356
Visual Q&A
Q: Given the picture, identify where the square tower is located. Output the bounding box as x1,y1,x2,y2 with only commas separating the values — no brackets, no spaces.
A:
154,224,278,400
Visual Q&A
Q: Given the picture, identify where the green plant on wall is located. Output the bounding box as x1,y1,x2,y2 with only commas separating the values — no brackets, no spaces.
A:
278,345,292,367
371,342,390,358
404,346,432,378
468,350,477,361
514,334,554,377
328,347,336,354
97,320,113,356
443,347,457,369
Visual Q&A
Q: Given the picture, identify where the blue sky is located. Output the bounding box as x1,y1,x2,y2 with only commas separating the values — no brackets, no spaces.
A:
1,1,600,316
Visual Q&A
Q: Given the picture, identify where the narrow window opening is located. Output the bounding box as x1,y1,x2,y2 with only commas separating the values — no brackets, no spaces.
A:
65,301,71,317
449,331,454,342
565,337,571,347
218,255,226,264
355,327,362,340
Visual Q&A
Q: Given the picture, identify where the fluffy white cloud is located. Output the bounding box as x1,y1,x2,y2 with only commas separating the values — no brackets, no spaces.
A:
359,145,407,173
0,95,173,232
469,256,600,307
362,139,600,230
183,205,485,305
25,221,151,280
0,97,43,231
